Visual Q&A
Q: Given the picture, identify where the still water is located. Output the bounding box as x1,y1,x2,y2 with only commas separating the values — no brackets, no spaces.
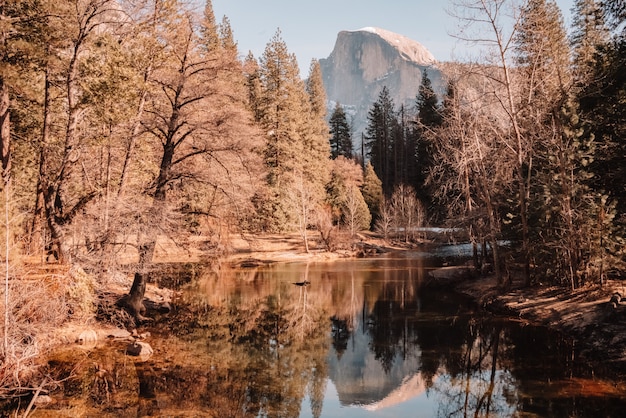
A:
135,253,626,418
28,252,626,417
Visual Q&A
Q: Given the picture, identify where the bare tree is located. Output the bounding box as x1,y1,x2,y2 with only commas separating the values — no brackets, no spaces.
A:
376,196,393,241
122,5,262,320
450,0,532,285
389,184,424,243
314,205,336,251
291,170,315,253
342,184,371,237
431,63,517,281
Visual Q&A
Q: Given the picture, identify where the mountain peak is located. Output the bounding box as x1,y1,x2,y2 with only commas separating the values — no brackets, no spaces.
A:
320,28,443,145
347,27,436,66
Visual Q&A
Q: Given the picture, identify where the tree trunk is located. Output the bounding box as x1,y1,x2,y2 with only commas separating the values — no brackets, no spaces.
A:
0,78,10,188
30,67,52,256
125,272,148,322
124,140,174,320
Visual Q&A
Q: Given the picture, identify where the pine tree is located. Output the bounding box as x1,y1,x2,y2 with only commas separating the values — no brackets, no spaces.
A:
244,52,263,122
516,0,605,287
329,103,353,159
603,1,626,30
416,70,442,127
303,59,331,195
365,86,398,193
258,30,304,186
578,29,626,259
201,0,220,52
571,0,610,83
412,70,442,217
516,0,572,111
253,30,309,232
361,161,383,226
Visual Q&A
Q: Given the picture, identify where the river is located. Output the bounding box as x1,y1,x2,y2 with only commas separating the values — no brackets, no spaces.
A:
20,251,626,417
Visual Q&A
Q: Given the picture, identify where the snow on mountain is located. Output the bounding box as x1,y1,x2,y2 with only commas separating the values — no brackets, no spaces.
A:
351,27,436,66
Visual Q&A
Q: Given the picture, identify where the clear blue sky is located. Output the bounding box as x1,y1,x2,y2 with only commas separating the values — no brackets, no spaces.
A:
208,0,574,75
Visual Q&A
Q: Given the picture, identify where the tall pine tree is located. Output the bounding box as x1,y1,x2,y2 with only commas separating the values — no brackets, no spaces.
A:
365,86,398,193
411,70,442,217
329,103,353,159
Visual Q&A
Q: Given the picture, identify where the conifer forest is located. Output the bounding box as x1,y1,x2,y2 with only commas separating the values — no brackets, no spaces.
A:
0,0,625,402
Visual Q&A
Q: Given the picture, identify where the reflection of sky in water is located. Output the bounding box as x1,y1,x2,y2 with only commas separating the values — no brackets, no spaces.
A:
299,369,517,418
299,379,436,418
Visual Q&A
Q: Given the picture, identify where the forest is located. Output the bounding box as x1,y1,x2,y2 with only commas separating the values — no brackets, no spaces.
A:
0,0,624,399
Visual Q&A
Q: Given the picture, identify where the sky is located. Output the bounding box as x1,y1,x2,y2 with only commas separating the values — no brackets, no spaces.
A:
208,0,575,75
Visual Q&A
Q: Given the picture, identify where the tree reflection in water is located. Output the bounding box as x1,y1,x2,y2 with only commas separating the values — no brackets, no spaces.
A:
36,257,626,417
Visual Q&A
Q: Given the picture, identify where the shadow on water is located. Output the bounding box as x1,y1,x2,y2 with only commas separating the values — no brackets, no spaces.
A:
13,252,626,417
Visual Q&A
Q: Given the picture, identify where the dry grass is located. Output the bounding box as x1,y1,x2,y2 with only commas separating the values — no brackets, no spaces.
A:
0,262,97,397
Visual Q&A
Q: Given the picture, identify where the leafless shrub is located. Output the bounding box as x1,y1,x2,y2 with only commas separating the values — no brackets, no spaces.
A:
0,267,70,396
314,206,336,251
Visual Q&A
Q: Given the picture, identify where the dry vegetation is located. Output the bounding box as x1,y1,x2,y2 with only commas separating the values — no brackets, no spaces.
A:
1,263,78,397
1,231,625,414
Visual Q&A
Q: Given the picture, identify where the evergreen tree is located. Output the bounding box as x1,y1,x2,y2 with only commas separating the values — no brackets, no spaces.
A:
201,0,220,52
244,52,263,122
516,0,572,112
328,103,353,159
365,86,398,193
579,37,626,221
304,59,331,194
411,70,442,218
361,161,383,226
258,30,304,187
253,30,312,232
416,70,442,127
516,0,605,287
219,16,237,53
603,0,626,31
571,0,610,83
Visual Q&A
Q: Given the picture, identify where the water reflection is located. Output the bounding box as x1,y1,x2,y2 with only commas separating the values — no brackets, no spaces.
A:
29,254,626,417
148,255,625,417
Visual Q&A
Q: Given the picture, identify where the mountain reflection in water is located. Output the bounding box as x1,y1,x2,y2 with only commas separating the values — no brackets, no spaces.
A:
29,253,626,417
151,254,624,418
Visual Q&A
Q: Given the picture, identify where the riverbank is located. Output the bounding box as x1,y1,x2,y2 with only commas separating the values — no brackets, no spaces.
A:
3,231,625,406
226,232,626,375
227,232,626,375
450,273,626,375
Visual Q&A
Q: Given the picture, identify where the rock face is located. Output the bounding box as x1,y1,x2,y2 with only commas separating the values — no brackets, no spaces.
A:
320,27,444,146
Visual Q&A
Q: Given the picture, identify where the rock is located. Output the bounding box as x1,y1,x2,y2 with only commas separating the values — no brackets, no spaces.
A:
157,301,172,314
33,394,53,406
106,327,132,339
76,329,98,348
610,292,621,309
126,341,153,360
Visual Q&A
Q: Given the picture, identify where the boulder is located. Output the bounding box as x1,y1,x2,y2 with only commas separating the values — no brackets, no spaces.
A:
76,329,98,348
126,341,153,360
